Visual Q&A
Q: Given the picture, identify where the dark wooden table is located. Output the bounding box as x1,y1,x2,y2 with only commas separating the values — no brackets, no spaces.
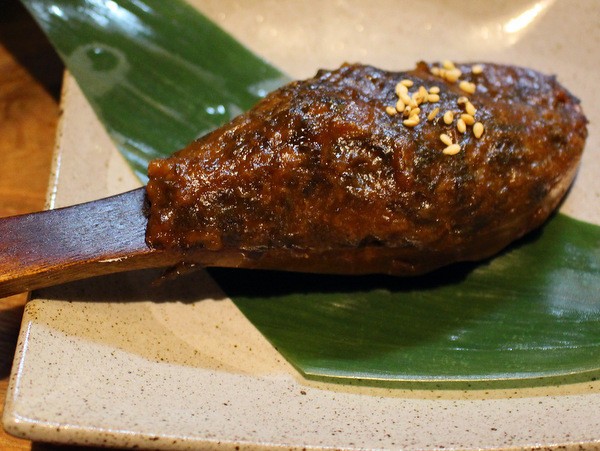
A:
0,2,104,449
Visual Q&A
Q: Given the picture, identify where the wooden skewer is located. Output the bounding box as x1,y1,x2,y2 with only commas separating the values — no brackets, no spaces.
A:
0,188,179,298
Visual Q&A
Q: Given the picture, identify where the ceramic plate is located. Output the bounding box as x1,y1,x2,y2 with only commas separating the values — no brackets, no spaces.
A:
4,1,600,449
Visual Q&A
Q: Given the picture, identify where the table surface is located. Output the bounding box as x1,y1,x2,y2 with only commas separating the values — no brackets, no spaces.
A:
0,2,107,450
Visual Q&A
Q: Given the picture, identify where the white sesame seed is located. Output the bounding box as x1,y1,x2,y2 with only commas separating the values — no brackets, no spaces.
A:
401,79,414,87
410,92,423,108
443,143,461,155
461,113,475,125
430,67,441,76
386,106,397,116
445,68,462,83
403,117,420,127
442,60,455,70
459,80,476,94
410,107,421,116
457,96,469,105
395,99,406,112
427,93,440,103
457,118,467,133
429,86,440,94
443,110,454,125
440,133,453,146
465,101,477,116
395,82,408,96
411,92,424,106
473,122,484,138
471,64,483,75
427,107,440,121
399,92,412,106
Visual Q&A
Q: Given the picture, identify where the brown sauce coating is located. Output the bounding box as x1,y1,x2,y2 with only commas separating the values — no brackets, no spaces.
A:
145,62,587,275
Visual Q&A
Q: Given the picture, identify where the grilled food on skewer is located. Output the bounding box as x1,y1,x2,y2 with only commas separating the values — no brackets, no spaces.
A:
146,61,587,275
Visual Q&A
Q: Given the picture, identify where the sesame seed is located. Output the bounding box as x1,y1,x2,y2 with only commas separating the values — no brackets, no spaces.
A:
442,60,455,70
465,101,477,116
399,92,412,107
445,69,462,83
411,92,424,106
461,113,475,125
386,64,488,139
386,106,397,116
459,80,476,94
473,122,484,138
443,110,454,124
427,107,440,121
403,117,420,127
440,133,453,146
395,83,408,96
443,144,461,155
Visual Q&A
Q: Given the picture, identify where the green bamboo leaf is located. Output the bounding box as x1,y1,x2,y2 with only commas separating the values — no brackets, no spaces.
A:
22,0,600,385
21,0,288,181
212,214,600,383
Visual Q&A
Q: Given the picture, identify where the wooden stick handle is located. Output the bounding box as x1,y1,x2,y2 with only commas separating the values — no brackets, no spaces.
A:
0,188,170,298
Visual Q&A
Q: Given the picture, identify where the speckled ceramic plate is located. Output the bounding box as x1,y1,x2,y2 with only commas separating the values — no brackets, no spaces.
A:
4,1,600,449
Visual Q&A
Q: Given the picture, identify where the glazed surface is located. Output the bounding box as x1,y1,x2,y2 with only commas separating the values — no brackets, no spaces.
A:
145,62,587,275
